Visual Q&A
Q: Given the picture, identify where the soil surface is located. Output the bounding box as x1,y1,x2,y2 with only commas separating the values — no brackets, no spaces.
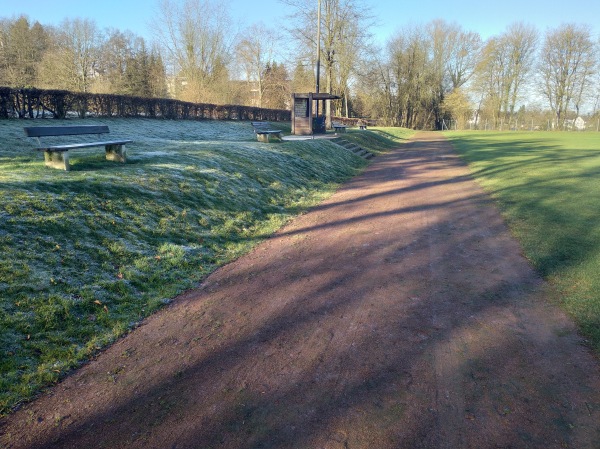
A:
2,132,600,449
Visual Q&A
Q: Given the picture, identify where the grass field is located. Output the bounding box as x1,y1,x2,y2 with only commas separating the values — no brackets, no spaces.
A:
0,117,412,415
446,130,600,353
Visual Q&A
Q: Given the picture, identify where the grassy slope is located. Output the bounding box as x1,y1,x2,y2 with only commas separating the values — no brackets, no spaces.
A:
446,131,600,352
0,118,412,415
341,127,414,156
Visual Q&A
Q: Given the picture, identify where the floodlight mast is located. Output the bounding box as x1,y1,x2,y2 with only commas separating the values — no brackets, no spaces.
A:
315,0,321,118
316,0,321,94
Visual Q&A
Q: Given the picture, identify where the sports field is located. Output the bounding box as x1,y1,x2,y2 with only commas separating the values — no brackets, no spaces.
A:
447,130,600,352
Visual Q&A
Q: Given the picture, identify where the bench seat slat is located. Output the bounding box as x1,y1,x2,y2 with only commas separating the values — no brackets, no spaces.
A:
35,140,133,151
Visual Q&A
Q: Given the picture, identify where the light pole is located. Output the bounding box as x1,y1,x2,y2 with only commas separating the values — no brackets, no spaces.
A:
314,0,322,124
316,0,321,95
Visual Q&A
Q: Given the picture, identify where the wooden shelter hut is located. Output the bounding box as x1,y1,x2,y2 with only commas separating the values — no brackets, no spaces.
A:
291,92,341,135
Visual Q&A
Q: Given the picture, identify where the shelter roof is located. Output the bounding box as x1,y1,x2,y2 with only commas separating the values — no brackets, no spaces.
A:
293,92,341,100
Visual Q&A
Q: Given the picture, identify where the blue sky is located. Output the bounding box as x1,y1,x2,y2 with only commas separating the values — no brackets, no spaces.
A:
1,0,599,45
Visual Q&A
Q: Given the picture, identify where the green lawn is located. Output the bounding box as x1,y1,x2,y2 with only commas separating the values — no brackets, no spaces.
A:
0,118,412,415
446,130,600,353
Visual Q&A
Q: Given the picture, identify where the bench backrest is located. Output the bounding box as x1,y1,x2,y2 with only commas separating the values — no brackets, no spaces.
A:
251,121,271,130
24,125,110,138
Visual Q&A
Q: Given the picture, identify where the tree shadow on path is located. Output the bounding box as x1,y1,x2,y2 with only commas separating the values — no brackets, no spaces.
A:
2,132,600,449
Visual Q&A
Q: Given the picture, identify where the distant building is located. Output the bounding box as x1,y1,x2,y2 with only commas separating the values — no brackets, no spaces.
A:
565,116,586,130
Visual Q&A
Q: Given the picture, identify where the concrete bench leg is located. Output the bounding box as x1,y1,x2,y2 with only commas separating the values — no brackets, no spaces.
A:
256,132,282,143
44,150,70,171
105,144,127,162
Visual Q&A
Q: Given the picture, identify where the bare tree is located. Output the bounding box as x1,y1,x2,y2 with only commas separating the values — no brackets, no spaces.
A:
235,23,279,107
64,18,102,93
539,23,596,129
263,61,290,109
356,50,397,125
446,27,481,90
0,16,49,88
154,0,235,103
369,20,481,130
38,18,102,93
503,23,538,125
290,60,314,94
95,29,136,94
283,0,373,121
474,23,537,129
471,40,501,128
387,24,435,129
96,30,164,97
428,20,457,129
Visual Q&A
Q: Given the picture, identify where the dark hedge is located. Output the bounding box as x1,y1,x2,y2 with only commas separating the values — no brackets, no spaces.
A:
0,88,291,122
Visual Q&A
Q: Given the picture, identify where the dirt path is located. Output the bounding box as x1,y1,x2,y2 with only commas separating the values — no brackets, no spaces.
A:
2,132,600,449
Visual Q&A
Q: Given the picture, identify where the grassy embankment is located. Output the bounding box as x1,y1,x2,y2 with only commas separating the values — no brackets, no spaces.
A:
0,117,412,415
446,131,600,353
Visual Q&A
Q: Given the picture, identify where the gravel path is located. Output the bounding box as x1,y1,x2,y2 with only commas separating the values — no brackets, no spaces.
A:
2,132,600,449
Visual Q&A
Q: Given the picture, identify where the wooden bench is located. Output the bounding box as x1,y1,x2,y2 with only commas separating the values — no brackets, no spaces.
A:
24,125,132,171
251,121,283,142
332,122,347,133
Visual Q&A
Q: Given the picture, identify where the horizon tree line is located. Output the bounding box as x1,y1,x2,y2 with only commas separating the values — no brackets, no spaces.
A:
1,0,599,130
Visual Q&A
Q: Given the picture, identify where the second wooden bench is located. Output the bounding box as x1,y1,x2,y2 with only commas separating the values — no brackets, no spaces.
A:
251,121,283,142
332,122,347,133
